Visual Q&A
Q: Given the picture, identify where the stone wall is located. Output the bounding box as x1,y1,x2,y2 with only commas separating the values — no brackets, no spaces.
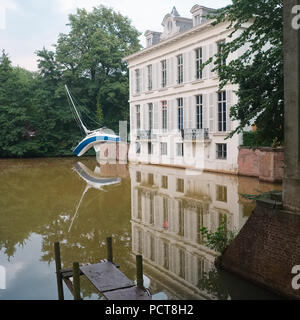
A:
220,199,300,299
238,147,284,182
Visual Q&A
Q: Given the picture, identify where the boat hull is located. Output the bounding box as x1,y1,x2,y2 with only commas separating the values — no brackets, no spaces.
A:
74,134,120,157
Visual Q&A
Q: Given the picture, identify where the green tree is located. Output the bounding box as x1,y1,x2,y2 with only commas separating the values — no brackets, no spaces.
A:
210,0,283,145
0,51,38,157
55,5,141,132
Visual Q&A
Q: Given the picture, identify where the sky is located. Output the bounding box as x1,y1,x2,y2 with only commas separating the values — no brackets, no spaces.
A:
0,0,232,71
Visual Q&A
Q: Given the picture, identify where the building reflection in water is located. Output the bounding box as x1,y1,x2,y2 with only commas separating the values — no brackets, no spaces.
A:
129,164,281,300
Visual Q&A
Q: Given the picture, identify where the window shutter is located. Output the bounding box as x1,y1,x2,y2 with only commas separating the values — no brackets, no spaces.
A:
209,44,214,78
191,50,196,82
140,67,144,93
143,104,147,130
209,93,215,132
186,97,193,129
131,105,136,134
143,66,147,92
172,99,177,132
153,63,159,90
168,100,173,132
169,57,174,86
184,52,189,83
202,46,208,79
130,70,135,96
226,90,232,132
153,101,159,132
184,97,189,129
191,96,196,129
188,50,195,82
203,94,208,129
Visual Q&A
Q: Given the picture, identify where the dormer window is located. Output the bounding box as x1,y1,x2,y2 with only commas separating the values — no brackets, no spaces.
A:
194,14,201,26
147,38,152,46
167,21,173,33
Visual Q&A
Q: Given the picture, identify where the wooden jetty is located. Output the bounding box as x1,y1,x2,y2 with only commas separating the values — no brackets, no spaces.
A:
54,237,151,300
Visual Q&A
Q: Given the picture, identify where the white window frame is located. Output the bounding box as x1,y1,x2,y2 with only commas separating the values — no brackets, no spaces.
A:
147,65,153,91
196,95,203,129
218,91,227,132
177,98,184,130
162,100,168,131
161,60,167,88
135,69,141,94
216,143,227,160
177,54,184,84
195,47,203,80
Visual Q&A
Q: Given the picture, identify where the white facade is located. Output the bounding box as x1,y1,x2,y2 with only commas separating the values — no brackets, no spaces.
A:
124,5,245,174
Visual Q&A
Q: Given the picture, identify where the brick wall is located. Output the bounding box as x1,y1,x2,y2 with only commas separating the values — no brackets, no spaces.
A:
238,147,284,182
220,200,300,299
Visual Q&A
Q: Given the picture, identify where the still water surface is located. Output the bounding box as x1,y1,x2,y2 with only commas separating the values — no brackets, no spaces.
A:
0,158,282,300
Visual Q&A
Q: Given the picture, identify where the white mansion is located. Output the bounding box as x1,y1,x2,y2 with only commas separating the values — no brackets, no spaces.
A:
124,5,244,174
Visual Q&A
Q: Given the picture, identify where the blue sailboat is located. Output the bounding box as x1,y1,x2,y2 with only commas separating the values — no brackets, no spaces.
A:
65,85,120,157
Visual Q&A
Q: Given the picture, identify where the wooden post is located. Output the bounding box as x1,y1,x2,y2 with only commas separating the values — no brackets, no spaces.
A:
54,242,64,300
136,254,144,288
73,262,81,300
106,236,113,263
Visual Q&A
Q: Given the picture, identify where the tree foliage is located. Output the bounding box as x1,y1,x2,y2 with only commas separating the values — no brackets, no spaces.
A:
211,0,283,145
0,6,141,158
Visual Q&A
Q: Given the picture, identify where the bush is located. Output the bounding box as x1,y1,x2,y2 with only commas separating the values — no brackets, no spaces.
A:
200,216,237,254
242,130,273,148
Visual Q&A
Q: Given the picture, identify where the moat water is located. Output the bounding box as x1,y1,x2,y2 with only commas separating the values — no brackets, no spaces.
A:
0,158,282,300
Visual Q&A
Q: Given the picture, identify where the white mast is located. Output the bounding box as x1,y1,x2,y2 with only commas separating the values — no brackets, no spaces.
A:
65,85,91,135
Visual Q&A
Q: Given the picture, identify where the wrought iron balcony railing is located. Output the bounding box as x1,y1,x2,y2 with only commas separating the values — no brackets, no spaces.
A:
136,130,157,141
182,128,210,141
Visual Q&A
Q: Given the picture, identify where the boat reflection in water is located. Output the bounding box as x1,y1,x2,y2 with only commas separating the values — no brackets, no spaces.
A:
69,162,121,232
129,164,281,300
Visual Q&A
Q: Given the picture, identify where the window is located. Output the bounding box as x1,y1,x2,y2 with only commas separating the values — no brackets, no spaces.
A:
147,38,152,47
149,194,154,225
176,178,184,193
194,14,201,26
148,142,153,155
178,201,184,236
161,142,167,155
168,20,173,32
195,47,203,80
136,105,141,130
150,235,155,261
162,175,168,189
162,100,168,130
161,60,167,87
148,173,154,185
148,103,153,130
147,65,152,91
136,142,141,154
137,191,142,220
217,40,226,73
196,95,203,129
216,143,227,159
218,91,227,132
177,98,184,130
163,197,169,230
135,69,141,93
136,171,141,182
179,249,185,279
176,143,184,157
177,54,183,84
216,185,227,202
163,242,169,269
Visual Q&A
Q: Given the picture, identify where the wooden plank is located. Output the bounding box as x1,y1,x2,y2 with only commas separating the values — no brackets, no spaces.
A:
63,278,74,295
60,267,84,279
103,287,151,300
80,261,134,293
